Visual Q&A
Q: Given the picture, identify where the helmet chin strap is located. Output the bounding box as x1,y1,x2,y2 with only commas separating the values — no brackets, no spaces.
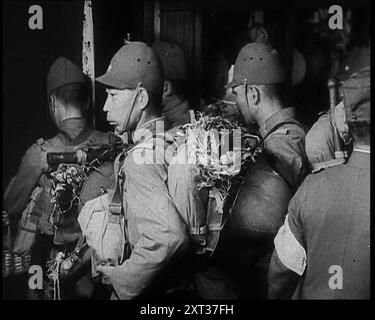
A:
119,82,143,135
243,78,255,125
244,78,249,109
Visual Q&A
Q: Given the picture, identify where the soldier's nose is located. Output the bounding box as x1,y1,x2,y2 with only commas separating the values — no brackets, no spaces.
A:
103,99,111,112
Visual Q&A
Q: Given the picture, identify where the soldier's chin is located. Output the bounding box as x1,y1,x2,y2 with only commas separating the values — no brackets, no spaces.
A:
114,126,124,135
108,122,119,133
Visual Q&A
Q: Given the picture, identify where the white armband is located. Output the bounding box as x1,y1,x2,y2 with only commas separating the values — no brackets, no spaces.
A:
274,214,307,276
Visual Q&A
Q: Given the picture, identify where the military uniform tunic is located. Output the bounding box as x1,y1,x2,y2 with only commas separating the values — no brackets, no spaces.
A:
268,150,370,299
4,118,114,244
105,117,189,300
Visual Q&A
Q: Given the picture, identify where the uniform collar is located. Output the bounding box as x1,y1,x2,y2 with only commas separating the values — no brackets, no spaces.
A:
132,116,166,144
259,107,296,138
347,149,370,169
59,117,92,145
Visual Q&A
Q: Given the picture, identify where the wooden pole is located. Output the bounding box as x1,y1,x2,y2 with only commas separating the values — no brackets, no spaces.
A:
193,1,202,109
82,0,95,127
327,78,346,161
154,1,161,41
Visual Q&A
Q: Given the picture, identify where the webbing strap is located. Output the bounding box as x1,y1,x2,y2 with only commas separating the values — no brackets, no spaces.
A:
204,194,224,256
120,82,142,134
108,132,172,261
108,215,121,224
189,225,208,236
19,225,37,233
108,144,134,215
207,223,222,231
108,142,139,261
203,178,245,256
108,134,164,214
72,234,86,255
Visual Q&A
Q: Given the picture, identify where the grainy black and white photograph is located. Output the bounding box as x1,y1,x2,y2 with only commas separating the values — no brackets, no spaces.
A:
2,0,370,306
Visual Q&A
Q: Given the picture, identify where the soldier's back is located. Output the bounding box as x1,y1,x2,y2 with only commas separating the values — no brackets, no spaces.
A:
295,151,370,299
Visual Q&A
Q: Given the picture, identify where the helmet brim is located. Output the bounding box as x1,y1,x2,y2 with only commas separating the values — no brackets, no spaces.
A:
225,79,242,90
95,72,134,90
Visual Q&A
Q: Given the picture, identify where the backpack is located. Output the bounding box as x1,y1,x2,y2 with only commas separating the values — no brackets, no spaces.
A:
167,119,303,257
167,142,240,257
12,138,55,257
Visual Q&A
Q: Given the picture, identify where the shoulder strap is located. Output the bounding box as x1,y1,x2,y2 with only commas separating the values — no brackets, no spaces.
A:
204,177,245,257
108,144,136,260
107,141,139,214
108,149,128,216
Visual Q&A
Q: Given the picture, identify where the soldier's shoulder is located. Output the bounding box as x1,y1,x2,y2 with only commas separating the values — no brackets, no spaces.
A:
306,125,332,147
23,142,43,161
268,118,306,140
265,123,305,151
305,162,344,186
309,112,332,132
285,119,306,135
44,133,65,146
30,136,56,151
22,136,55,164
320,160,347,175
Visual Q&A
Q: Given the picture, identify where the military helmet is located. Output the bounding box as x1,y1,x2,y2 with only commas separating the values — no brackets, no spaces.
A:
342,67,370,124
335,47,370,82
47,57,87,96
153,41,188,81
96,41,164,94
226,43,286,88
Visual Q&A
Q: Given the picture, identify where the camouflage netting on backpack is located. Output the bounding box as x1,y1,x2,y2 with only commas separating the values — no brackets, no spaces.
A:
168,112,263,256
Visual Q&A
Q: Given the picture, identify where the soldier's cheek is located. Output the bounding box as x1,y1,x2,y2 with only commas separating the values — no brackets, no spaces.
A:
103,97,113,113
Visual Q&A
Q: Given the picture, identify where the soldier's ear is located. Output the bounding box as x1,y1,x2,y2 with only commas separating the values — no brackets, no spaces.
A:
163,81,173,97
49,94,56,113
247,85,260,105
137,88,149,111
